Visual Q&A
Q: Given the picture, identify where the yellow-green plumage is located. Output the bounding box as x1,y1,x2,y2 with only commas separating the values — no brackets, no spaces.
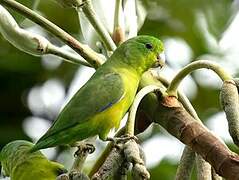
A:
0,140,66,180
31,35,164,151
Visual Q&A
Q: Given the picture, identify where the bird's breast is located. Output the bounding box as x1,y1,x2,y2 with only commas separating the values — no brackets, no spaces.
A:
92,69,140,139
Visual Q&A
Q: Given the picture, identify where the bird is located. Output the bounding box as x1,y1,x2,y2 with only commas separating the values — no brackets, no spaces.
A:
31,35,165,152
0,140,66,180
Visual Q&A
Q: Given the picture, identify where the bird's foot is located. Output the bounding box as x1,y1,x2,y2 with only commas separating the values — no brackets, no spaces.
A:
69,171,90,180
106,134,138,148
56,173,69,180
56,172,90,180
74,143,95,157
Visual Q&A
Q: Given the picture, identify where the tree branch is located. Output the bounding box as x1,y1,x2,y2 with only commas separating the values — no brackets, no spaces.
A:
156,74,211,180
126,85,161,135
0,0,104,68
0,4,91,66
137,71,239,179
112,0,125,45
175,147,195,180
167,60,232,97
79,0,117,51
196,154,212,180
47,44,91,67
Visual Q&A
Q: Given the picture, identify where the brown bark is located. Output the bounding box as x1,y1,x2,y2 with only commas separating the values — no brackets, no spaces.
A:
155,95,239,180
135,72,239,179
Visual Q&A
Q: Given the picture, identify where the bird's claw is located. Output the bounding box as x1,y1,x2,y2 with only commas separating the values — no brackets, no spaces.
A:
56,173,69,180
106,134,139,147
69,171,90,180
74,143,95,157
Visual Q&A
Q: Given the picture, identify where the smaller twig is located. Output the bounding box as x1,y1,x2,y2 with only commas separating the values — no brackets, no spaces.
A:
126,85,161,135
79,0,117,51
119,85,161,180
1,0,104,68
196,154,212,180
0,5,91,67
113,0,122,32
32,0,40,10
112,0,125,45
47,44,91,67
56,0,82,8
175,147,195,180
167,60,232,97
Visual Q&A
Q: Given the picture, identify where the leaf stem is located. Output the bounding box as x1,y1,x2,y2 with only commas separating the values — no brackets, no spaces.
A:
167,60,232,97
112,0,125,45
126,85,161,135
156,75,200,120
32,0,40,10
47,44,92,67
0,0,104,68
79,0,117,51
114,0,122,32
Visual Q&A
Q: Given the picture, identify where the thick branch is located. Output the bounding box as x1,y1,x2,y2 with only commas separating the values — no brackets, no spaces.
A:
137,72,239,180
156,74,212,179
91,143,127,180
155,95,239,179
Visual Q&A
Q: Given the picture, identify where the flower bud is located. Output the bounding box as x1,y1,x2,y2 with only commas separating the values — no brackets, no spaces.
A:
220,80,239,146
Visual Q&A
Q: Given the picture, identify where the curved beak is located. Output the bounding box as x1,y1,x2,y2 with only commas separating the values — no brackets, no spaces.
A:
153,52,166,68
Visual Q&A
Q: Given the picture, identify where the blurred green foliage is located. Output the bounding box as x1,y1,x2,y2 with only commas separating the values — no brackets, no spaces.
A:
140,0,235,56
0,0,237,179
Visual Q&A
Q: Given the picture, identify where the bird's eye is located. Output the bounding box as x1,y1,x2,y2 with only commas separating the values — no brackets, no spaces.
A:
145,43,153,50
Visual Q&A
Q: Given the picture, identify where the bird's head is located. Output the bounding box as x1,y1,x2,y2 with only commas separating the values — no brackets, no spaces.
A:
113,35,165,75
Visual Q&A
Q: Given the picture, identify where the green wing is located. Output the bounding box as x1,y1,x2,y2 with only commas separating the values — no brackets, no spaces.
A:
40,71,125,139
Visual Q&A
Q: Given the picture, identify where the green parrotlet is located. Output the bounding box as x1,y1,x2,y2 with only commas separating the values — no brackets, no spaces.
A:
31,35,165,151
0,140,66,180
